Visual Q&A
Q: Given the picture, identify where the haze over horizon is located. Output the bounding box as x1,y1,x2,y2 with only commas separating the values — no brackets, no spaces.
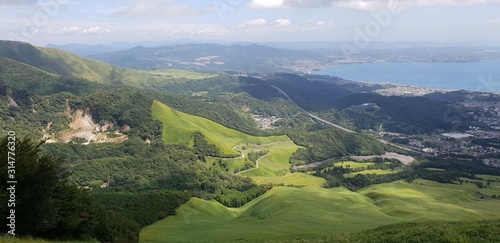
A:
1,0,500,46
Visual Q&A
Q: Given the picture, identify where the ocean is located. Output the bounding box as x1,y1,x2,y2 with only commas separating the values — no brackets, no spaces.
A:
313,59,500,92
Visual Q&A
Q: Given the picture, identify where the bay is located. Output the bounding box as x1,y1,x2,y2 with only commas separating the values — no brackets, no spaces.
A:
313,59,500,92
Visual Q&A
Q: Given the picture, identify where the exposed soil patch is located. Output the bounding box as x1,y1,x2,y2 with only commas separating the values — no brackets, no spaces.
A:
59,109,128,144
350,153,415,165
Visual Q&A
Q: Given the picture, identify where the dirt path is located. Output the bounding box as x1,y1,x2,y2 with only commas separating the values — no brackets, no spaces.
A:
206,146,245,161
235,151,270,175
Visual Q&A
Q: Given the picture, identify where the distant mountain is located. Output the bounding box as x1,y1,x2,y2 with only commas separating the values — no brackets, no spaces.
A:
0,40,166,86
89,43,324,72
45,43,123,56
0,40,120,83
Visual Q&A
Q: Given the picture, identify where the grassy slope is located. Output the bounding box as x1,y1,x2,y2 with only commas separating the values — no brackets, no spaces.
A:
37,47,116,83
334,161,375,169
0,40,216,87
151,100,323,186
283,219,500,243
151,100,290,156
140,181,500,242
142,69,219,81
37,47,174,87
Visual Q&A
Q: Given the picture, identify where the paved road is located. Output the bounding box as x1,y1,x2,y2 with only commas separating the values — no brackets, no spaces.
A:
270,85,355,133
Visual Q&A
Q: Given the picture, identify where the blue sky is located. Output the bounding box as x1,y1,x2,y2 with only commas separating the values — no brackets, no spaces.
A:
1,0,500,45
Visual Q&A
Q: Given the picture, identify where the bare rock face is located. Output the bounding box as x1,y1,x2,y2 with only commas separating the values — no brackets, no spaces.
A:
58,108,128,144
253,115,282,130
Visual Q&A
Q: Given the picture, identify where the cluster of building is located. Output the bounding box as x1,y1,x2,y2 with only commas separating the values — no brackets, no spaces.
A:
380,131,500,167
462,100,500,130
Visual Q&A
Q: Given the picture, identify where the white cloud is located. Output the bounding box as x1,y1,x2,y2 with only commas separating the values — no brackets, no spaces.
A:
249,0,499,11
82,26,112,34
60,26,111,34
0,0,39,5
275,18,292,27
249,0,285,8
61,26,81,34
238,18,269,28
112,0,214,18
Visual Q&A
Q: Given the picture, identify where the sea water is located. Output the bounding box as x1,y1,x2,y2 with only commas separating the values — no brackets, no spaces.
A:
313,59,500,92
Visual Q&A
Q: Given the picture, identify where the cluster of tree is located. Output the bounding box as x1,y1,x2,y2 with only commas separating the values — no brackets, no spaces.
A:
192,132,223,157
93,190,191,228
313,156,500,191
419,158,500,176
315,92,476,134
44,136,272,203
214,184,273,207
0,137,139,242
248,150,268,163
287,127,386,165
263,73,351,111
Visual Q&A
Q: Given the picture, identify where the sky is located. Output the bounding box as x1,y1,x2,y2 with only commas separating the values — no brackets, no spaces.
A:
1,0,500,46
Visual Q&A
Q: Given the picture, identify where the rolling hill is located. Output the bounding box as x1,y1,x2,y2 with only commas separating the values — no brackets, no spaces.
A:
0,40,118,83
140,181,500,242
151,100,291,156
0,40,215,87
151,100,327,186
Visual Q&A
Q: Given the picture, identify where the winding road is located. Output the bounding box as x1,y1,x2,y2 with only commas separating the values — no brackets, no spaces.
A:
235,151,269,175
271,84,429,158
270,85,355,133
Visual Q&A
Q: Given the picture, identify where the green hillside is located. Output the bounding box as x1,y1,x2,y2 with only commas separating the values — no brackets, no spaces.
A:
0,57,99,96
151,100,290,156
150,100,326,186
280,219,500,243
0,40,115,82
140,181,500,242
0,40,216,87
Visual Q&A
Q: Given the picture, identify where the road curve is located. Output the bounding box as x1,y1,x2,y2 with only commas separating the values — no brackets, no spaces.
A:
270,85,355,133
235,151,269,175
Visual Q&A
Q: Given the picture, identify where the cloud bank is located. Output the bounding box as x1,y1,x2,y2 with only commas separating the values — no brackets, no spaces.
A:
250,0,498,11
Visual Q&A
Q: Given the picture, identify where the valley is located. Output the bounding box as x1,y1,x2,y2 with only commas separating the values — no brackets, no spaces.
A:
1,39,500,243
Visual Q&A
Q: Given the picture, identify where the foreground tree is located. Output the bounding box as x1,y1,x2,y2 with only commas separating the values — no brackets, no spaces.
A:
0,136,138,242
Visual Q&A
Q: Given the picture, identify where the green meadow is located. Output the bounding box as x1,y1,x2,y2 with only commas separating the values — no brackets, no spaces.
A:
151,100,290,156
140,181,500,242
415,178,500,198
147,101,500,243
333,161,375,169
152,100,323,186
251,172,326,187
143,69,219,81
